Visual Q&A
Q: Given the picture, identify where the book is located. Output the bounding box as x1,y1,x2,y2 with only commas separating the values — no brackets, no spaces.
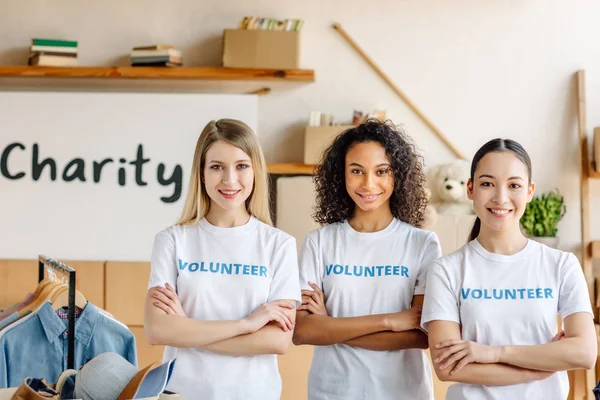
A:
130,49,182,58
31,38,78,48
29,54,79,67
29,51,77,59
30,45,77,54
131,62,182,67
130,55,182,64
132,45,174,51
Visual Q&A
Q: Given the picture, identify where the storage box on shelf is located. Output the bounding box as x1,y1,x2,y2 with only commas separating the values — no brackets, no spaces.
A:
222,29,300,69
303,125,353,165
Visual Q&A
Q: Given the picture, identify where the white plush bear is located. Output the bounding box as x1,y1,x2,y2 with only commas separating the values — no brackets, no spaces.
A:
427,159,474,216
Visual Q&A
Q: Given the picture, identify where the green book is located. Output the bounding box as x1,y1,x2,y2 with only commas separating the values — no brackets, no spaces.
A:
32,38,78,47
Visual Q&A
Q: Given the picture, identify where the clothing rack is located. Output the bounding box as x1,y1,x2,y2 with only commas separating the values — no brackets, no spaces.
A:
38,255,76,370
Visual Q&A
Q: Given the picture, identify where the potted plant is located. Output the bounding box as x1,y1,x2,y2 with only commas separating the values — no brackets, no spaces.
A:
520,189,566,248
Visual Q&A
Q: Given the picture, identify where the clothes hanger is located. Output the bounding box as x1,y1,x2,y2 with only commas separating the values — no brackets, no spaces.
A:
19,268,63,316
50,285,88,311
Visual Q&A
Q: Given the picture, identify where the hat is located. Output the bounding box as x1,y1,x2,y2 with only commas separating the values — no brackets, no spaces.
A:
74,353,176,400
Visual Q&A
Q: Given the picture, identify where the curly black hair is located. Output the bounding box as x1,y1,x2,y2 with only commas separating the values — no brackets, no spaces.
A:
313,119,427,227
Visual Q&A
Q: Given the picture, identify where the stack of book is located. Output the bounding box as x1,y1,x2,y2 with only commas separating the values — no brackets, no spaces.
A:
130,45,182,67
238,17,304,31
28,38,78,67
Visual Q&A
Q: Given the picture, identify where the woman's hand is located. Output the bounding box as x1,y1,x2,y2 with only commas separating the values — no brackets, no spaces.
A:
151,283,186,317
384,307,422,332
435,339,501,375
243,300,296,333
297,282,327,316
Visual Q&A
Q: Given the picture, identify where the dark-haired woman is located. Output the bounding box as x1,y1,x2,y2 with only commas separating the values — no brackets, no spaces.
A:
293,119,442,400
422,138,596,399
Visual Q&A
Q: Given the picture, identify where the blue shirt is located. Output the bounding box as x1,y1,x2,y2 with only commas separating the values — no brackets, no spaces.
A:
0,301,136,388
0,313,19,330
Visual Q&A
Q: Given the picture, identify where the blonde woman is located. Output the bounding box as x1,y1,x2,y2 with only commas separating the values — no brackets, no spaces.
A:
144,119,301,400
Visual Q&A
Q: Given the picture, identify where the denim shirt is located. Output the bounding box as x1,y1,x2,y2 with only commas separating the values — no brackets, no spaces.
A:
0,313,19,330
0,301,136,388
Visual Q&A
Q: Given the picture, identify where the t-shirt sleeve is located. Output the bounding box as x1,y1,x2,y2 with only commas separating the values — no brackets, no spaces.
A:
414,232,443,295
298,234,323,292
420,261,460,332
148,230,178,290
558,253,593,319
267,236,301,305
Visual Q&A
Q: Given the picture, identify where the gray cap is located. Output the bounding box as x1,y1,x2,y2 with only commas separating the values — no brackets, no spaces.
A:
74,352,138,400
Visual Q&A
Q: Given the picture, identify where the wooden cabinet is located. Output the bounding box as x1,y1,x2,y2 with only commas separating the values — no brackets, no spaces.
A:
130,326,165,368
0,259,104,310
105,262,150,326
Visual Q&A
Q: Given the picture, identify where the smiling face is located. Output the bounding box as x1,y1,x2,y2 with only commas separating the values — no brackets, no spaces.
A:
467,151,534,234
202,140,254,214
345,141,395,214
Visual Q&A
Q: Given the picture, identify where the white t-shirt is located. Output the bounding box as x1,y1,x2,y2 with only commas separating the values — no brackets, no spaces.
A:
148,216,301,400
421,239,593,400
299,218,442,400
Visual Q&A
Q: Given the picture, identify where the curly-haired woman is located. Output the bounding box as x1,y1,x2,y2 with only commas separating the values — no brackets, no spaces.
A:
293,119,442,400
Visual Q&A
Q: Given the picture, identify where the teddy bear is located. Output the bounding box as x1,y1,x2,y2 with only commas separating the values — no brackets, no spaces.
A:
427,159,474,216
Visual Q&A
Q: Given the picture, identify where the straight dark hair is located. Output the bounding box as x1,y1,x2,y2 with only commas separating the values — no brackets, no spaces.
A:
468,139,532,242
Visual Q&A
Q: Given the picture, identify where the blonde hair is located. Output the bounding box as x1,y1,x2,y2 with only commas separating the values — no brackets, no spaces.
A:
177,119,272,226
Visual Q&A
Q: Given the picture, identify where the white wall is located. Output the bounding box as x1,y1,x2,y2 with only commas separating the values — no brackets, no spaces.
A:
1,0,599,257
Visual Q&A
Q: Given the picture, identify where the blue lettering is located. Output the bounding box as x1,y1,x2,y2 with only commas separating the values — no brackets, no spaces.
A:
505,289,516,299
493,289,503,299
353,265,363,276
385,266,392,276
483,289,492,299
365,266,374,277
178,259,188,271
461,288,471,300
326,264,333,275
333,265,343,274
251,265,258,276
545,288,553,298
401,266,409,278
209,262,219,273
517,289,526,299
376,266,384,276
535,288,543,298
260,266,267,277
234,264,241,274
243,265,250,275
344,265,352,276
188,262,199,272
472,289,482,299
527,289,535,299
393,266,400,275
222,263,232,274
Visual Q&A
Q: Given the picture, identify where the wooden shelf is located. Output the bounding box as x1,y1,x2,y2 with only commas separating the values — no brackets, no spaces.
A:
0,66,315,82
591,241,600,259
267,163,315,175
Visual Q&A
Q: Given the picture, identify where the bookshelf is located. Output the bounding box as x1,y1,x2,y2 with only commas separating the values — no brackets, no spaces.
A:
0,66,315,81
266,163,315,175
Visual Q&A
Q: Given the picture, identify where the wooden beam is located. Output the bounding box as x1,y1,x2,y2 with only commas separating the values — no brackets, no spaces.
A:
332,23,466,160
575,70,596,400
591,241,600,259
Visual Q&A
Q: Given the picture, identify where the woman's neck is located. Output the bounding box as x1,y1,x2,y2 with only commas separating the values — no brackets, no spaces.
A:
476,224,529,255
348,206,394,233
205,205,251,228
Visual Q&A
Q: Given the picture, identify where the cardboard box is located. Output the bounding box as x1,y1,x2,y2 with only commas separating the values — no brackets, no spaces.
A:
222,29,300,69
304,125,353,165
